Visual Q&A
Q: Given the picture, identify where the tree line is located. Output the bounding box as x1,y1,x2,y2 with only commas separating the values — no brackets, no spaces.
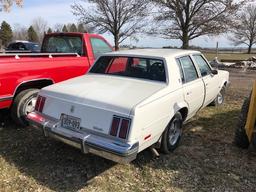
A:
0,19,88,47
72,0,256,53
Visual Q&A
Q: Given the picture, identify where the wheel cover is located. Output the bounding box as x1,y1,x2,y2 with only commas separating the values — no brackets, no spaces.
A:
217,93,223,104
168,119,182,146
24,97,37,115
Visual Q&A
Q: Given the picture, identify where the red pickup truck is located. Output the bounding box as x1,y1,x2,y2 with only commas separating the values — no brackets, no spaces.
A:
0,32,112,125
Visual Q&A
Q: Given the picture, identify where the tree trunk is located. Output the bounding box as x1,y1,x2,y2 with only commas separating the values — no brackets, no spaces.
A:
114,35,119,51
248,43,252,54
181,31,189,49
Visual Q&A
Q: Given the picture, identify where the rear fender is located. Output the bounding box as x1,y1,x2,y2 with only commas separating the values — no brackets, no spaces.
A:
13,78,54,97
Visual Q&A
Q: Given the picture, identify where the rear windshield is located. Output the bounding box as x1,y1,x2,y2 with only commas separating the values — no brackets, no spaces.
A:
89,56,166,82
42,35,83,55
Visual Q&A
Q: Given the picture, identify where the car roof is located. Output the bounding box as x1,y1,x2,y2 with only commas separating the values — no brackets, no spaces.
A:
103,49,201,59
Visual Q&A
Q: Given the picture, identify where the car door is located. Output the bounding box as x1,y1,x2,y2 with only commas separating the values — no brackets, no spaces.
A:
177,56,205,118
192,54,220,107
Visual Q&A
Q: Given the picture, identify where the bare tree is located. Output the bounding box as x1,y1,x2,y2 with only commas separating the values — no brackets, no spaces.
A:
0,0,22,11
150,0,245,49
12,23,27,40
32,17,48,43
230,4,256,54
53,23,64,32
71,0,150,50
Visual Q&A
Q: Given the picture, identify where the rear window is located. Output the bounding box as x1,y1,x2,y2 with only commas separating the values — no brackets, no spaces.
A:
42,35,83,55
90,56,166,82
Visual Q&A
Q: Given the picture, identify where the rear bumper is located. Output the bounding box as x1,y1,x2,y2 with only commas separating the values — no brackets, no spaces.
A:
27,112,139,163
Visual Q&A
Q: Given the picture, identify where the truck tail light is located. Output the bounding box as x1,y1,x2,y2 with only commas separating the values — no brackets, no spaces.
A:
118,119,130,139
109,116,131,139
35,96,46,113
110,117,120,136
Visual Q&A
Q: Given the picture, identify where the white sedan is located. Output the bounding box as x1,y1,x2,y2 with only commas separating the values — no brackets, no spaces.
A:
27,49,229,163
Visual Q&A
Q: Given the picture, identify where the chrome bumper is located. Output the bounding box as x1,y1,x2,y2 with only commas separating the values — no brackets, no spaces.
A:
27,112,139,163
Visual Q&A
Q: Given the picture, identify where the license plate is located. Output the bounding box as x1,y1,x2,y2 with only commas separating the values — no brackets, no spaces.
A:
61,114,81,130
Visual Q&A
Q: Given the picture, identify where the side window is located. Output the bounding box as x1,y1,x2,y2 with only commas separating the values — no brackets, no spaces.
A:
18,43,26,50
7,43,14,49
178,56,198,83
90,38,112,58
176,59,185,83
11,43,19,50
193,55,211,77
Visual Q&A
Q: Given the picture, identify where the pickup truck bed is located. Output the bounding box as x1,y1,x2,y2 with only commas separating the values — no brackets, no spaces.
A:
0,32,112,125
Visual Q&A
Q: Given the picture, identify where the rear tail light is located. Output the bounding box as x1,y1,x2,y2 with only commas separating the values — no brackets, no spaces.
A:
35,96,46,113
110,117,120,136
109,116,131,139
119,119,130,139
35,96,41,111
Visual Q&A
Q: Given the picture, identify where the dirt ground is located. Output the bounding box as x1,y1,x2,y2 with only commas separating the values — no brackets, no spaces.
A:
0,68,256,192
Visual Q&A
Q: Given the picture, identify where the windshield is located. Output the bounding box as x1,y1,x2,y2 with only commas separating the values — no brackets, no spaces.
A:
90,56,166,82
41,35,83,55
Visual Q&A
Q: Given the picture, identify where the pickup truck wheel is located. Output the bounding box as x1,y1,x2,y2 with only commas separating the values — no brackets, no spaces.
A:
234,97,250,148
11,89,39,127
211,87,225,106
161,112,183,154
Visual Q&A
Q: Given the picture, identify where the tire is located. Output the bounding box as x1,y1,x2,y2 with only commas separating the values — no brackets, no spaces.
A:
211,86,226,106
234,97,250,148
11,89,39,126
161,112,183,154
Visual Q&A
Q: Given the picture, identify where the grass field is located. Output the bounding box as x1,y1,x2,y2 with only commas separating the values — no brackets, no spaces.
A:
203,52,256,61
0,69,256,192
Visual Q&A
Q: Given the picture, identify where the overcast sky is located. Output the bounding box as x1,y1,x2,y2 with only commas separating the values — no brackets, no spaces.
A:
0,0,237,48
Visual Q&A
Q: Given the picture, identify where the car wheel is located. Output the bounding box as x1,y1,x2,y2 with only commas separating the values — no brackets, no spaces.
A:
11,89,39,127
211,86,226,106
161,112,183,154
234,97,250,148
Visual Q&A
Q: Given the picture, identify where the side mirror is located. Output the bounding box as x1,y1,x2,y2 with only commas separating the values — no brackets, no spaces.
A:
211,69,218,75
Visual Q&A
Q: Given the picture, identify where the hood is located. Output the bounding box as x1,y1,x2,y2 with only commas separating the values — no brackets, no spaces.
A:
42,74,166,115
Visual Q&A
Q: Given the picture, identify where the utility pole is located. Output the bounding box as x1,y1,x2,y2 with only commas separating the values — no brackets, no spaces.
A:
216,41,219,59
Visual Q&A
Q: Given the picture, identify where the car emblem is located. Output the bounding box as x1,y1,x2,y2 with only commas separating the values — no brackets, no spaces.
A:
70,106,75,113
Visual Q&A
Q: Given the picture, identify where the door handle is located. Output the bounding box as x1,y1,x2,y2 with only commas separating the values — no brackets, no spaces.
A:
187,91,192,95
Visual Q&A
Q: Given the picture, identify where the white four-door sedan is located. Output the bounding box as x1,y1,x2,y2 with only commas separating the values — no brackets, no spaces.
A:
27,49,229,163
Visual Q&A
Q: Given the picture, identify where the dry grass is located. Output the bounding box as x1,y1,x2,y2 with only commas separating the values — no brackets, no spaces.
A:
0,69,256,192
203,52,256,61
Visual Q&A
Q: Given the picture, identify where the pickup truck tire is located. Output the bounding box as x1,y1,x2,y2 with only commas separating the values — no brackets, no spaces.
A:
161,112,183,154
234,97,250,148
211,87,226,106
11,89,39,126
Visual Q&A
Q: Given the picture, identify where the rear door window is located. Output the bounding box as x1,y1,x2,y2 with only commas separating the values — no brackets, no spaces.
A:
177,56,198,83
90,38,112,58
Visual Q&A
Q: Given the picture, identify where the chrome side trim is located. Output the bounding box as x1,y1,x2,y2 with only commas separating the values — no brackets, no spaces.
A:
0,96,13,102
